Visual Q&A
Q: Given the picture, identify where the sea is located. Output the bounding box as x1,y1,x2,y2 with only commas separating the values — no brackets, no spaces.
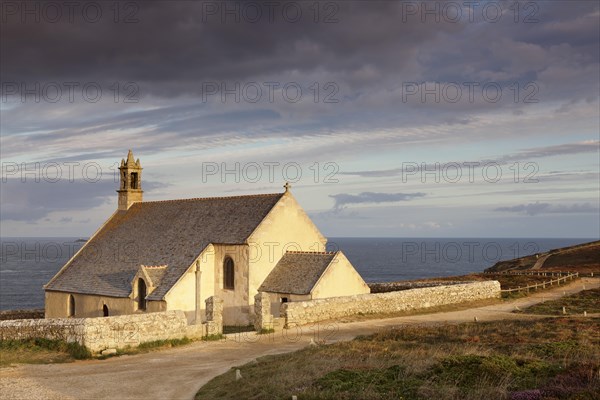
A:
0,237,594,311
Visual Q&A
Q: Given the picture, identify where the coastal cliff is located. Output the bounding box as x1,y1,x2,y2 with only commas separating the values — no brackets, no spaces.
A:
485,240,600,274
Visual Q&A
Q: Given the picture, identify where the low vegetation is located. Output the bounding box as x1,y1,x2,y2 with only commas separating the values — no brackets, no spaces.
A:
223,325,254,334
136,337,193,350
486,240,599,274
516,288,600,315
0,337,200,364
202,334,225,341
196,318,600,400
98,337,200,359
0,338,91,366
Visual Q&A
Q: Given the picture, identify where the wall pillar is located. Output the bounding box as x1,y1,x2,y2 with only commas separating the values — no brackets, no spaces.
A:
205,296,223,335
253,292,272,331
195,261,202,324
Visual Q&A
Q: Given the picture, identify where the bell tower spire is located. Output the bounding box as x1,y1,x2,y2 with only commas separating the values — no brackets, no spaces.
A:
117,150,143,211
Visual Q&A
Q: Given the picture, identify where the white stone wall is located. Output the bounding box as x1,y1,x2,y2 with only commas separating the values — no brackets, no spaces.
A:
82,311,190,352
1,298,224,353
0,317,86,344
281,281,501,327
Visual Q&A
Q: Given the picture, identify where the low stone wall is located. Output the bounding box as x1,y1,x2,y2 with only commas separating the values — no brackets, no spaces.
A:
0,311,190,352
368,281,470,293
83,311,191,352
0,296,224,353
0,316,86,344
282,281,501,327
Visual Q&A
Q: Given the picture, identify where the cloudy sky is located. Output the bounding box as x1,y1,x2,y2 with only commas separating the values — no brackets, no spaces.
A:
1,0,599,238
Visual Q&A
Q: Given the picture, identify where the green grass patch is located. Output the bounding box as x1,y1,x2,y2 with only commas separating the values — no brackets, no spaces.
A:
101,336,197,358
315,364,422,399
137,337,193,349
223,325,255,334
257,328,275,335
1,336,202,364
428,354,559,390
0,338,91,366
202,333,224,341
502,291,529,300
196,318,600,400
517,288,600,315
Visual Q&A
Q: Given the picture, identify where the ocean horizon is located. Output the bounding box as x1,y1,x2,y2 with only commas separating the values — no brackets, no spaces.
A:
0,237,595,311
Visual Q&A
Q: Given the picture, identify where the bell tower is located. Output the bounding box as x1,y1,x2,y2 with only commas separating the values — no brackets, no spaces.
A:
117,150,143,211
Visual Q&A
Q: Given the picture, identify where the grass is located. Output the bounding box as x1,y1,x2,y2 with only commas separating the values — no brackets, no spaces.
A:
0,336,200,364
137,337,193,349
195,318,600,400
486,240,599,274
98,336,200,359
0,338,91,366
516,288,600,315
223,325,255,334
202,334,225,341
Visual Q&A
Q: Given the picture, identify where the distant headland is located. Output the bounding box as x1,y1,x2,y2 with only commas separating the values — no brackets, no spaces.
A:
485,240,600,274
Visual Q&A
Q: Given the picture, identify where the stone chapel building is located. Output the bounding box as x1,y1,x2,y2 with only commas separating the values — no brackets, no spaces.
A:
44,151,370,325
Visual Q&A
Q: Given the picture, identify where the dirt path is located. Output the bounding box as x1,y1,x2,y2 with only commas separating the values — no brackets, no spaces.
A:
1,278,598,400
532,253,551,269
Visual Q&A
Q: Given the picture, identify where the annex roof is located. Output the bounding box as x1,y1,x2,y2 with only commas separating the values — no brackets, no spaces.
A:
258,251,338,295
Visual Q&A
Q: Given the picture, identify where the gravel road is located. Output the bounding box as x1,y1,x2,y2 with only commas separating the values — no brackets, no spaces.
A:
1,278,597,400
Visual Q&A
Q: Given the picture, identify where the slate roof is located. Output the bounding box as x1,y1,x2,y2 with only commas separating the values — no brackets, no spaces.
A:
45,193,284,300
141,265,168,288
259,251,338,295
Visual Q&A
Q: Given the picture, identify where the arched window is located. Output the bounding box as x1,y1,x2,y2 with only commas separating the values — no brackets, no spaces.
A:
68,295,75,317
137,278,147,310
223,257,234,290
103,304,109,317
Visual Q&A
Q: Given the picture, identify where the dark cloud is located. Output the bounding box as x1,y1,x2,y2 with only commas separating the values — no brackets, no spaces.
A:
329,191,426,212
494,202,599,216
0,1,456,90
2,1,596,102
340,141,599,178
496,141,599,162
1,1,598,161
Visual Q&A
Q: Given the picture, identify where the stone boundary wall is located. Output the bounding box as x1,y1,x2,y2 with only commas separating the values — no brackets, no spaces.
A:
281,281,501,327
368,281,470,293
0,296,223,353
0,316,86,344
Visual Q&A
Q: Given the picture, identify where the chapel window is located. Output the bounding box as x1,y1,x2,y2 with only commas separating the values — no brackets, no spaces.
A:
137,278,147,310
68,295,75,317
223,257,234,290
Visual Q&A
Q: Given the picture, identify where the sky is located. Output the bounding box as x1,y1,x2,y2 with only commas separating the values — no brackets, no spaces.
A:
1,0,599,238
